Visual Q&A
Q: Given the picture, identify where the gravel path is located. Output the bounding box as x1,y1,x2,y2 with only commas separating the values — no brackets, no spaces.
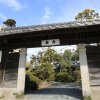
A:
25,82,82,100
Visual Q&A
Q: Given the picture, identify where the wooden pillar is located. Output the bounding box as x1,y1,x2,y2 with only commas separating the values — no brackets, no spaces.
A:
78,44,91,100
17,48,27,95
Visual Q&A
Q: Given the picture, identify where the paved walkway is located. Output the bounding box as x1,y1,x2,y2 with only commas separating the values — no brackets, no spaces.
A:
25,82,82,100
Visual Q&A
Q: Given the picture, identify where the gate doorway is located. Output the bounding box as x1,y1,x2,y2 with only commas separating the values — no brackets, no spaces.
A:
25,45,82,100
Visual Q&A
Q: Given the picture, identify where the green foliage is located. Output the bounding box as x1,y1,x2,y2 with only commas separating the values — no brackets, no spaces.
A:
55,72,75,82
75,9,100,21
83,96,92,100
71,49,79,61
26,61,31,69
73,69,81,82
40,48,56,63
25,70,42,91
33,63,55,81
27,47,80,91
63,50,72,62
3,19,16,27
30,55,36,64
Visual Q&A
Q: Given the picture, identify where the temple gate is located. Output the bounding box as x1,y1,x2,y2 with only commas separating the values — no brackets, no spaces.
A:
0,19,100,99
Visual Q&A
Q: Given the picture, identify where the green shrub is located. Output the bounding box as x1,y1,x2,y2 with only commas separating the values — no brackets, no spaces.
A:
48,73,55,81
26,70,42,84
73,69,81,82
25,70,42,91
55,72,75,82
33,63,55,81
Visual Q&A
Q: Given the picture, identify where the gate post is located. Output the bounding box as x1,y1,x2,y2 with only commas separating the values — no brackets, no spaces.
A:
17,48,27,96
78,44,91,100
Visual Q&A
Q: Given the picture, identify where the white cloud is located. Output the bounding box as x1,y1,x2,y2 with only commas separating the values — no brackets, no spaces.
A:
0,0,23,11
0,13,8,21
41,6,52,24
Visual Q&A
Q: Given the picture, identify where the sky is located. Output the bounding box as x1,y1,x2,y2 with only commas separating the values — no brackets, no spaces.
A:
0,0,100,61
0,0,100,26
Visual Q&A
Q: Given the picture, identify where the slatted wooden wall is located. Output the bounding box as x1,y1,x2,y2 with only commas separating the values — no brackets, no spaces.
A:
86,46,100,85
0,63,3,87
3,53,19,88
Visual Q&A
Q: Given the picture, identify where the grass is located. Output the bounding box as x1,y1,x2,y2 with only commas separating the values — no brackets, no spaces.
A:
0,96,4,99
83,96,92,100
13,92,24,99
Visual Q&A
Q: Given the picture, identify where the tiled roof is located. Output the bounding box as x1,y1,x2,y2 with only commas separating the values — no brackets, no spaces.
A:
0,19,100,36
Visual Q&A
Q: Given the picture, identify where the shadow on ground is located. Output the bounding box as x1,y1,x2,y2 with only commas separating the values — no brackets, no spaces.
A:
25,83,82,100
